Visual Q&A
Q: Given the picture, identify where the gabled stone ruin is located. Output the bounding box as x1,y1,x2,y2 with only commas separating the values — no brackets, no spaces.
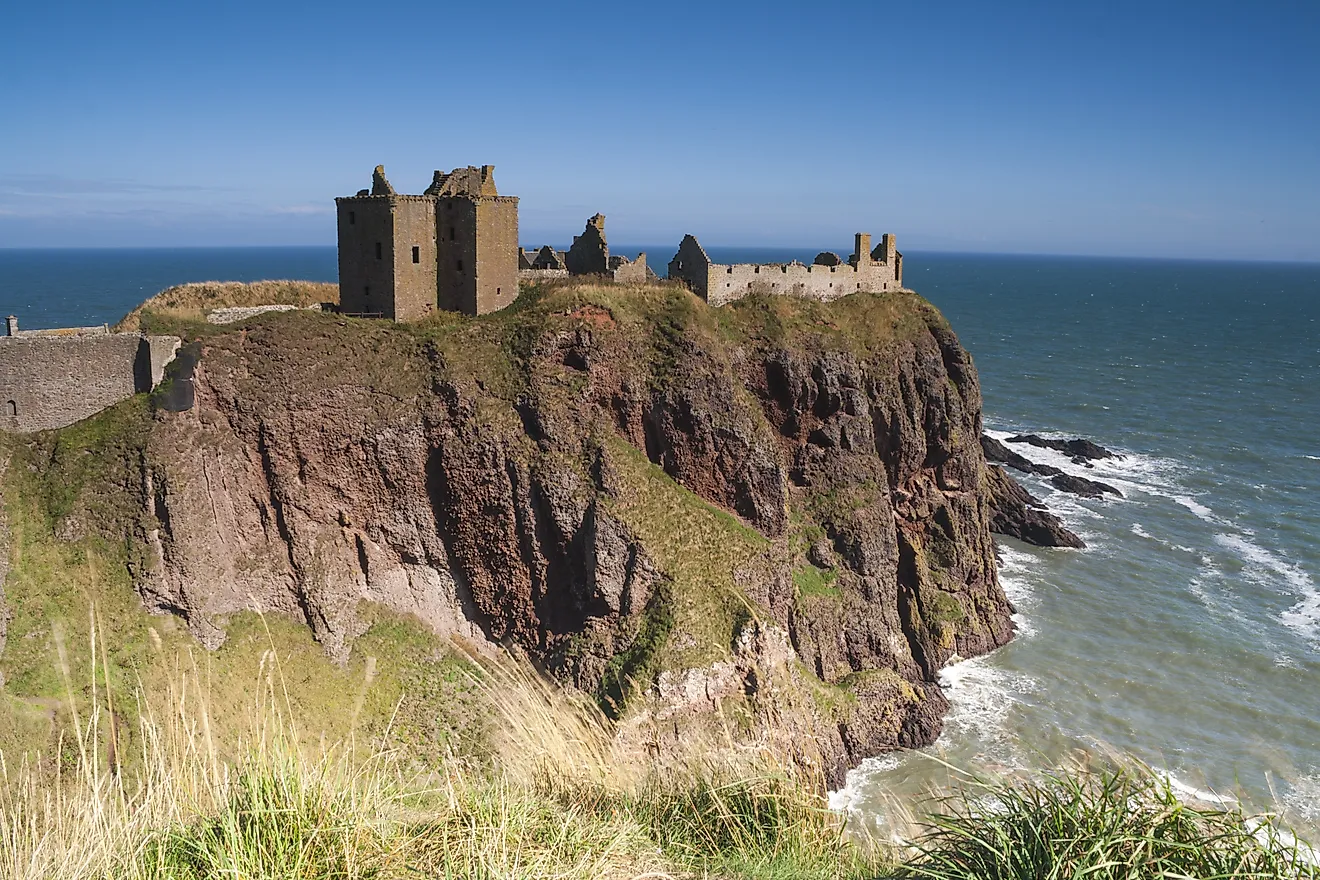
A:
667,231,904,306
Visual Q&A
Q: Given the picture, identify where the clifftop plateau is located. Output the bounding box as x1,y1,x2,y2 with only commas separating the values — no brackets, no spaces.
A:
1,279,1015,783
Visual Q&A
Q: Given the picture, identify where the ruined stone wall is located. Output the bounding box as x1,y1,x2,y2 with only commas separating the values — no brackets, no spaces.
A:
565,214,609,275
609,252,649,283
0,333,179,433
336,196,396,316
474,196,519,315
518,268,569,282
391,197,438,321
669,233,903,306
705,259,902,306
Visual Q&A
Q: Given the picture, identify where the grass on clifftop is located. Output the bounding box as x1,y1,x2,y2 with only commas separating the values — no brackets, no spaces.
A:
115,280,339,333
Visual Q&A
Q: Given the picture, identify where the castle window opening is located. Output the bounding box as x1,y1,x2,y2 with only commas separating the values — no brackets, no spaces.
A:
375,242,382,260
5,400,15,418
412,246,420,264
456,259,464,272
364,285,370,301
349,211,356,225
449,226,456,241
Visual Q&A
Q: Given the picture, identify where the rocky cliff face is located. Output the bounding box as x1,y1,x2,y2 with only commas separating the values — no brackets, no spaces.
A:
127,282,1013,782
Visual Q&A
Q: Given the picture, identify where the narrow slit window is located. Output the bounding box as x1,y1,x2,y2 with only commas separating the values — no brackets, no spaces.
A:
348,211,356,225
5,400,15,417
375,242,382,260
412,246,420,263
449,226,456,241
456,259,464,272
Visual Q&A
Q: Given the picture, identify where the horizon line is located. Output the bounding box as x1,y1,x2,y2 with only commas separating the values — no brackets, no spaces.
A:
0,243,1316,268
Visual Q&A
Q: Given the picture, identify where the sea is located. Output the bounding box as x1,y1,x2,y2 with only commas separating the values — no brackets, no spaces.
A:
2,246,1318,834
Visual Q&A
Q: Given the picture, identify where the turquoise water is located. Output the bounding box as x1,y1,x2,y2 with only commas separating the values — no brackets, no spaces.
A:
2,247,1318,830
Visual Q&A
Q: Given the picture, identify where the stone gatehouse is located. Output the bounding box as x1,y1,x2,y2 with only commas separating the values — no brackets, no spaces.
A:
0,317,180,433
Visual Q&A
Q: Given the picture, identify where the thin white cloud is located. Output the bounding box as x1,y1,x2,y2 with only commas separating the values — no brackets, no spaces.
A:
0,174,236,196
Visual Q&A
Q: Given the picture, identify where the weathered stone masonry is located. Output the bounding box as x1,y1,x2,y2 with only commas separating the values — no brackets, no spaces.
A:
668,232,904,306
336,165,519,319
0,318,180,433
519,213,651,284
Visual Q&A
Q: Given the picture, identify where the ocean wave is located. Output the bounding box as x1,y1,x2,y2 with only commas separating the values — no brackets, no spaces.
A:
827,753,901,814
997,543,1040,637
1154,768,1239,808
935,655,1037,767
1213,533,1320,646
1284,773,1320,822
1131,522,1197,554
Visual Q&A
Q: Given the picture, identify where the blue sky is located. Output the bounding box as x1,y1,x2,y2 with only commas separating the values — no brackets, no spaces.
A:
1,0,1317,260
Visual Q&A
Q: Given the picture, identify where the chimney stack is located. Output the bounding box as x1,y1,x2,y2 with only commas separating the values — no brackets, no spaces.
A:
5,316,16,337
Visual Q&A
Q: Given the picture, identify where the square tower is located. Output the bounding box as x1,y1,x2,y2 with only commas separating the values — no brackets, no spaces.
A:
428,165,518,315
336,164,518,319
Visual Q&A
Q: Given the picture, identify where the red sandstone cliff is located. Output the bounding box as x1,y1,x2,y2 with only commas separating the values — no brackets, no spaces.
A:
128,282,1012,782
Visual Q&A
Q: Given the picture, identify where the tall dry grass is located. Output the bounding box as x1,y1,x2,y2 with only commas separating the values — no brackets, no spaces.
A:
0,611,871,880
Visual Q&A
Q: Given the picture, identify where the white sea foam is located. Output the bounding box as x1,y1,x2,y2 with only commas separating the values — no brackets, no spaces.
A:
827,754,901,814
1305,455,1320,461
1170,494,1220,523
1155,768,1239,808
1130,522,1196,554
935,655,1036,767
1214,533,1320,646
1283,773,1320,823
996,543,1039,637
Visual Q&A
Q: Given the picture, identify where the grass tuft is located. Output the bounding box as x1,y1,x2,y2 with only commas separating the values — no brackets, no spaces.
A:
903,764,1317,880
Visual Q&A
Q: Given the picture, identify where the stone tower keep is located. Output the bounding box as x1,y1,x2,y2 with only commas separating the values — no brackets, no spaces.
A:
335,165,519,319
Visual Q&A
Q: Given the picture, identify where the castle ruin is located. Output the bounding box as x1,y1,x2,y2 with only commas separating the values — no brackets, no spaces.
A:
335,165,519,319
668,232,904,306
0,317,180,433
519,214,652,284
336,165,902,316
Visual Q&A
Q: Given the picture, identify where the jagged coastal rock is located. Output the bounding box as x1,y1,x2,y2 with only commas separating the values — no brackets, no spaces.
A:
1007,433,1118,461
984,464,1086,549
982,434,1122,500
